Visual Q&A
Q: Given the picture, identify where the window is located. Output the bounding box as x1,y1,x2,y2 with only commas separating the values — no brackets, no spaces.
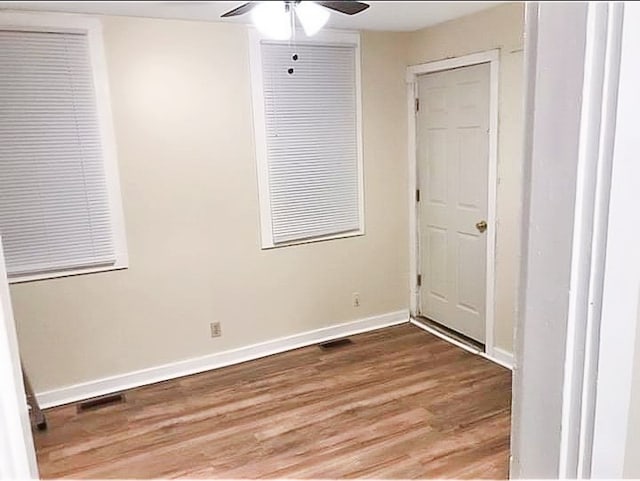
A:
0,15,126,282
249,30,364,248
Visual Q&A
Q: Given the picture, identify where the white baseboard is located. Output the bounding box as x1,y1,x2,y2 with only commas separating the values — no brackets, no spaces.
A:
37,310,410,409
487,346,514,370
410,318,514,370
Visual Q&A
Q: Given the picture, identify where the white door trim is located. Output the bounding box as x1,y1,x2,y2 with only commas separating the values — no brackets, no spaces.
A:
590,2,639,477
0,236,38,479
406,49,500,359
557,3,624,477
513,2,631,476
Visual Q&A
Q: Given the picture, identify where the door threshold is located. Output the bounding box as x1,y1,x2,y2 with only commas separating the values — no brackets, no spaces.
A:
412,315,485,353
411,316,512,370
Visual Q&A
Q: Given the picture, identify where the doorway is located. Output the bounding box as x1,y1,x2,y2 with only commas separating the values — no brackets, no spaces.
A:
408,51,499,358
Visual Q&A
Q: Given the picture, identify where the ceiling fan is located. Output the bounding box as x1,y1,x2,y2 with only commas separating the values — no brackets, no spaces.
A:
221,1,371,39
221,1,370,18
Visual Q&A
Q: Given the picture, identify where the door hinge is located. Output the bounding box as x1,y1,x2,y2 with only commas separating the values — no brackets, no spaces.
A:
417,274,422,287
415,97,420,112
416,189,421,202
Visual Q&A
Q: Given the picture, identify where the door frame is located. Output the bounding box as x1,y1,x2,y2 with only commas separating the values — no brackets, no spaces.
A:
0,236,39,479
512,2,631,476
406,49,500,359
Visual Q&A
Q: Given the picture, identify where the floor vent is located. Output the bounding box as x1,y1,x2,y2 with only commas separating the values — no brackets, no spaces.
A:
77,393,125,413
319,338,354,350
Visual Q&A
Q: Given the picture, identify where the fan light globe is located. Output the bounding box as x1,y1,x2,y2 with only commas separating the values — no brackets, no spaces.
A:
251,2,292,40
295,2,330,36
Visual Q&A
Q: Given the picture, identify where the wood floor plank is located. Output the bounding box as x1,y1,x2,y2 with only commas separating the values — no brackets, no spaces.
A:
34,324,512,479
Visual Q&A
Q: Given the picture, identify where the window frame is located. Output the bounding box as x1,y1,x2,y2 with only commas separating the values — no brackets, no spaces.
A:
248,28,365,249
0,12,128,283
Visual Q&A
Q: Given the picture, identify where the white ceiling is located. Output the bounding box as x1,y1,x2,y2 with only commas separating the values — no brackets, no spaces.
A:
0,1,502,32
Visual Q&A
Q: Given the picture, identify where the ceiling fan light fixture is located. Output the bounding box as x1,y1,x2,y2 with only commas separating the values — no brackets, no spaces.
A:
295,1,330,37
251,2,292,40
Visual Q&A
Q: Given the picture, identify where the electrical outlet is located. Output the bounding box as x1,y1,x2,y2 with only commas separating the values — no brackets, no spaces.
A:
352,292,360,308
210,322,222,338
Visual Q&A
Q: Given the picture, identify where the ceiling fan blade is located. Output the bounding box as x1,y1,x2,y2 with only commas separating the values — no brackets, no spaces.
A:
220,2,258,17
315,1,370,15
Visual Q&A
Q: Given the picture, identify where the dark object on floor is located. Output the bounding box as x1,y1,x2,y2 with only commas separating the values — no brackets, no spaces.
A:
319,338,354,350
77,393,126,413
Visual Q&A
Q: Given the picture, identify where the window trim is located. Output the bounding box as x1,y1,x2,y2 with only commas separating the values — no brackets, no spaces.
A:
0,12,128,284
248,28,365,249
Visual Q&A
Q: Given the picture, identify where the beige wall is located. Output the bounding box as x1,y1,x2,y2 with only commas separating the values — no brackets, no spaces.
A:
12,4,524,393
407,3,525,352
624,298,640,477
11,17,410,392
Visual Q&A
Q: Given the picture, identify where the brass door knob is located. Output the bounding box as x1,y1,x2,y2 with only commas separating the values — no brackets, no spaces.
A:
476,220,487,233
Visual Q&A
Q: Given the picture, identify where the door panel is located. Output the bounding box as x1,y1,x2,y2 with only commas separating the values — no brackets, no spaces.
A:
427,131,448,204
427,226,448,299
457,232,484,314
418,63,490,343
458,130,485,208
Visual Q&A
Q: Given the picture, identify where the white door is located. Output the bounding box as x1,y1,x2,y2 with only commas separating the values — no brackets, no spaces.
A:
417,63,490,343
0,236,39,479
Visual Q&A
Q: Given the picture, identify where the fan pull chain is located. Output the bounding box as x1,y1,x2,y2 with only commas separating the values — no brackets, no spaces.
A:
287,2,298,75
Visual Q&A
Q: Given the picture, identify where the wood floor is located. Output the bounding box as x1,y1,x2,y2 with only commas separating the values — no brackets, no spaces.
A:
34,324,512,479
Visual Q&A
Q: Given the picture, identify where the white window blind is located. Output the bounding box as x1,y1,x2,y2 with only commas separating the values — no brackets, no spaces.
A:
260,41,361,245
0,29,115,277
